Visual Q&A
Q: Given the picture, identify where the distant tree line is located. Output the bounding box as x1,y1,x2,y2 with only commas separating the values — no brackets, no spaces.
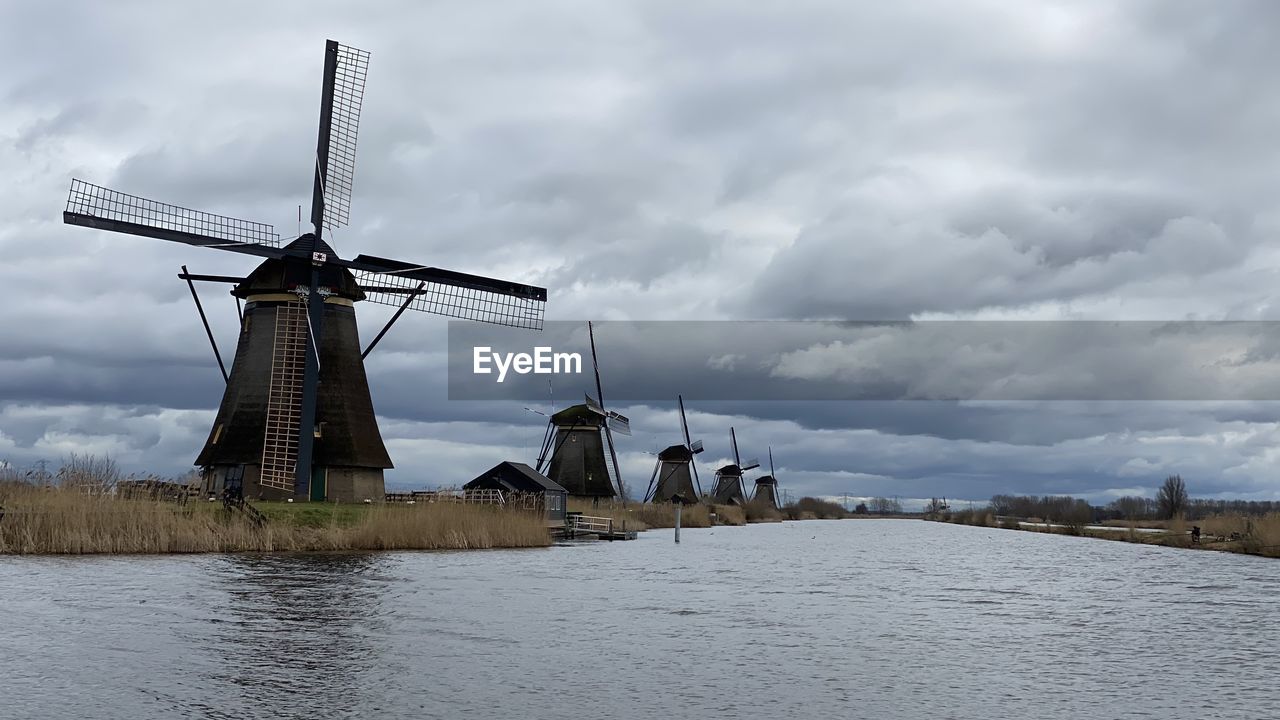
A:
1105,496,1277,521
989,475,1275,523
989,494,1095,526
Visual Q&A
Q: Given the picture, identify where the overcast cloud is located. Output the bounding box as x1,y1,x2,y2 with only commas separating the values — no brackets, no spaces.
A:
4,0,1280,507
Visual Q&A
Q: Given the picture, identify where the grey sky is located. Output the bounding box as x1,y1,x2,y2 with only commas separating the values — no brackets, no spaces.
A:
3,1,1280,506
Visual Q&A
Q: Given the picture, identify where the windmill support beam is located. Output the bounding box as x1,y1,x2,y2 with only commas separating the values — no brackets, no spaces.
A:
361,282,426,359
643,462,660,503
180,265,229,384
178,272,246,284
294,269,326,499
293,39,340,501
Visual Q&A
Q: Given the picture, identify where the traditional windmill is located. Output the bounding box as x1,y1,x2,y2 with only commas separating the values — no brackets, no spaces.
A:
751,446,781,510
62,40,546,502
643,395,704,504
534,322,629,499
710,427,759,505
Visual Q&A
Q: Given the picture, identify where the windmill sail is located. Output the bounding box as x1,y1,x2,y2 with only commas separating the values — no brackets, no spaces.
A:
316,42,370,232
349,259,546,330
64,180,282,255
679,394,703,495
606,411,631,436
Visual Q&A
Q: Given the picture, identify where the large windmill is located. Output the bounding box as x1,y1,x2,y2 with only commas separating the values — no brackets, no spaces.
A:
62,40,546,502
751,446,781,510
534,322,629,500
710,427,759,505
643,395,704,505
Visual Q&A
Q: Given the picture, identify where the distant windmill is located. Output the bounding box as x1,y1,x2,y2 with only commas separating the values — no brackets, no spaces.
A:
751,446,781,510
62,40,546,502
644,395,704,504
710,427,759,505
534,322,629,500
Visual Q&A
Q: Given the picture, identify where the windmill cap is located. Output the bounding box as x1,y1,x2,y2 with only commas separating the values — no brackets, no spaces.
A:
551,404,607,426
657,444,693,461
234,234,365,301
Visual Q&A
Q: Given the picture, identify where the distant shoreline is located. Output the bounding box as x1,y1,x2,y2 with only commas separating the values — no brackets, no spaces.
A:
931,511,1280,559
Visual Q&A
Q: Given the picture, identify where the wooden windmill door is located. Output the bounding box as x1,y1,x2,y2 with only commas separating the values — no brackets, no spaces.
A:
309,465,327,502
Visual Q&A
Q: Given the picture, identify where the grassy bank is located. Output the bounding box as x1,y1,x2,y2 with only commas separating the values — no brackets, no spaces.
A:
941,507,1280,559
0,485,550,555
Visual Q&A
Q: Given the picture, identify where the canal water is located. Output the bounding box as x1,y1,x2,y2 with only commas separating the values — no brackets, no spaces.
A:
1,520,1276,719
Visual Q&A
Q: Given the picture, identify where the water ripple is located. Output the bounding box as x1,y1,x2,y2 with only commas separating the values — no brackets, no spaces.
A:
2,521,1279,718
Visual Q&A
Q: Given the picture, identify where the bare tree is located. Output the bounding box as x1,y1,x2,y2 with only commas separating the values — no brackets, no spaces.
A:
1157,475,1189,519
925,497,949,516
58,453,121,494
870,496,901,514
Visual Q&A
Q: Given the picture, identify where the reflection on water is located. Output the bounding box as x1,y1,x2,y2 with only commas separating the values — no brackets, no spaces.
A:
199,554,390,718
2,522,1278,719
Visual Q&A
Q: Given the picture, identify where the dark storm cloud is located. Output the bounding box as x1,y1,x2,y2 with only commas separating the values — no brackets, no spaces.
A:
4,1,1280,502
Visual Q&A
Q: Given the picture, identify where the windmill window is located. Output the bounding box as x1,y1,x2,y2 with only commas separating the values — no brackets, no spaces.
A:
211,424,224,444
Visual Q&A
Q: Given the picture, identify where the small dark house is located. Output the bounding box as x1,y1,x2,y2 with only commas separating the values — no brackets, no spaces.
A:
464,461,568,524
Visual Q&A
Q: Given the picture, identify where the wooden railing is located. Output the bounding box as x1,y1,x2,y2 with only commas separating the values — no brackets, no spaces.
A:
569,514,614,534
384,489,547,511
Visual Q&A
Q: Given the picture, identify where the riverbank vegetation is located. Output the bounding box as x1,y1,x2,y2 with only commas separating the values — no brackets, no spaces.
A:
0,482,550,555
935,477,1280,559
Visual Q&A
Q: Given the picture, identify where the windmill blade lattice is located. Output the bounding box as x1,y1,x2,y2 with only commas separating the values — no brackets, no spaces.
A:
356,275,546,329
65,179,282,254
350,260,546,330
319,43,370,231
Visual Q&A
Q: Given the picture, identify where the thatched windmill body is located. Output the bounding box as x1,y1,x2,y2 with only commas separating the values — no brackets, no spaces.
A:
751,446,781,510
644,395,703,504
62,40,546,502
710,427,758,505
534,322,629,499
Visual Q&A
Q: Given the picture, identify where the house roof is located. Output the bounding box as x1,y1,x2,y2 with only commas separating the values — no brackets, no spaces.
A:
464,461,567,494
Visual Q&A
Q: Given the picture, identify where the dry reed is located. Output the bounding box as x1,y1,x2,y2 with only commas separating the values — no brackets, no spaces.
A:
1198,512,1280,556
0,484,550,555
566,499,713,530
743,499,783,523
710,504,746,526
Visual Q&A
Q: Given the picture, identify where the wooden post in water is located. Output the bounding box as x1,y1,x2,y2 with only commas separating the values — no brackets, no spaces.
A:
675,503,682,544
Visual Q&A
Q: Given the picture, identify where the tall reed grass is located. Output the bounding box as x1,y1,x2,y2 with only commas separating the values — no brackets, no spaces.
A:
742,499,783,523
1199,512,1280,557
566,498,713,530
0,484,550,555
710,504,746,526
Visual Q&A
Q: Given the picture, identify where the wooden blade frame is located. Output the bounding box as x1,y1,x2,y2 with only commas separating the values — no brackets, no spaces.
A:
352,264,546,330
64,179,282,257
679,395,703,495
313,41,370,234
